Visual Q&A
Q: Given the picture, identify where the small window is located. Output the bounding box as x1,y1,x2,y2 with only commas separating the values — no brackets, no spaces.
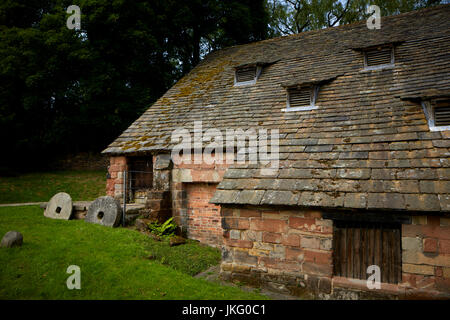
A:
434,100,450,127
364,46,394,70
234,66,261,86
422,99,450,131
283,86,319,112
333,220,401,284
128,157,153,202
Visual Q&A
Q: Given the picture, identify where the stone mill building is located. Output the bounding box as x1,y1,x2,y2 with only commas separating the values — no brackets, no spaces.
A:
103,5,450,299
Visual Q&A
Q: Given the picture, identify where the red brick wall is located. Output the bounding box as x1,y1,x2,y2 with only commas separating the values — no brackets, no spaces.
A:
106,156,127,200
171,154,230,247
220,206,450,299
220,207,333,297
402,216,450,294
185,183,222,246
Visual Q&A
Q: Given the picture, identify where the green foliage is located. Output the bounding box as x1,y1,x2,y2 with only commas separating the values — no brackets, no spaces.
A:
148,217,177,238
0,0,269,171
266,0,446,36
0,206,267,299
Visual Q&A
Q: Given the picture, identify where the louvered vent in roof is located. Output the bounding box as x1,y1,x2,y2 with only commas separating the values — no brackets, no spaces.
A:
365,47,393,67
288,87,311,107
434,100,450,126
236,66,257,83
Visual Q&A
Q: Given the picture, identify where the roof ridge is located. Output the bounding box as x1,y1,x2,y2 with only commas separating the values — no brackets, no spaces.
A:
210,3,450,54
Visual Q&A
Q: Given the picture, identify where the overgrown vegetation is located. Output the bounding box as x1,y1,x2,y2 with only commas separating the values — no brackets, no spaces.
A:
147,218,178,239
0,170,105,204
0,206,266,299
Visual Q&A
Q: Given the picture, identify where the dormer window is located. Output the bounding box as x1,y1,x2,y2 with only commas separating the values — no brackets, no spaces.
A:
363,46,395,70
422,99,450,131
234,65,262,86
283,85,319,112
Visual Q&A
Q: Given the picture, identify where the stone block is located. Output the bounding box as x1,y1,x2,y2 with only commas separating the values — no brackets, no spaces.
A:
230,230,240,240
301,237,320,249
405,194,441,211
241,230,262,242
403,263,435,276
402,237,422,251
337,168,371,179
224,239,253,249
154,154,172,170
367,193,405,210
269,245,286,259
344,193,367,208
423,238,438,253
250,218,288,233
318,277,332,294
444,267,450,279
260,190,298,206
234,249,258,266
235,190,265,205
282,234,301,247
254,241,273,251
319,238,332,251
402,251,450,267
285,247,304,261
263,232,282,244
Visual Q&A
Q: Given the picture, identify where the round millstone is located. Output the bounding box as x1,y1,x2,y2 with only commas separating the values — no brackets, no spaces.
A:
86,196,122,227
1,231,23,248
44,192,73,220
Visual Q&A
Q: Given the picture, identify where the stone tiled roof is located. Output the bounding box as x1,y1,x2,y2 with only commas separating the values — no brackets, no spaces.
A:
104,5,450,212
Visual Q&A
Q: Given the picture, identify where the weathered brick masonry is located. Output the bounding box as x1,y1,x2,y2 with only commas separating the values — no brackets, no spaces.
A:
106,156,127,199
220,206,450,299
171,156,229,247
107,154,228,247
402,216,450,295
220,206,333,297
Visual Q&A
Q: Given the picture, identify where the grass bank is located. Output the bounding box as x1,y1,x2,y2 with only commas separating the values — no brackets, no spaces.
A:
0,206,266,300
0,171,106,204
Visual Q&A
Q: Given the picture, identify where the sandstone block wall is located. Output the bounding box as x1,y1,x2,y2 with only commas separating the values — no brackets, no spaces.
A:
220,206,450,299
220,207,333,296
106,156,127,200
401,215,450,294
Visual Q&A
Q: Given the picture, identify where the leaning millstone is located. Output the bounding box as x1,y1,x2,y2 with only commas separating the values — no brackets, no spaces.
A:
86,196,122,227
1,231,23,248
44,192,73,220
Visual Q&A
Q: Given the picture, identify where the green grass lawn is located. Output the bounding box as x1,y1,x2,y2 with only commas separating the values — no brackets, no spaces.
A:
0,171,106,204
0,206,267,300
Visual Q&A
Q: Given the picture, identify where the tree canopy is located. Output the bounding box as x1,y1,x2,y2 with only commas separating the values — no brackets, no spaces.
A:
0,0,269,171
267,0,445,35
0,0,446,171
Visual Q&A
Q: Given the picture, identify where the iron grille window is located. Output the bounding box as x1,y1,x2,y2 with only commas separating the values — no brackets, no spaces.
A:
364,47,394,68
288,87,312,108
434,99,450,126
128,157,153,190
235,66,257,83
333,220,402,284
